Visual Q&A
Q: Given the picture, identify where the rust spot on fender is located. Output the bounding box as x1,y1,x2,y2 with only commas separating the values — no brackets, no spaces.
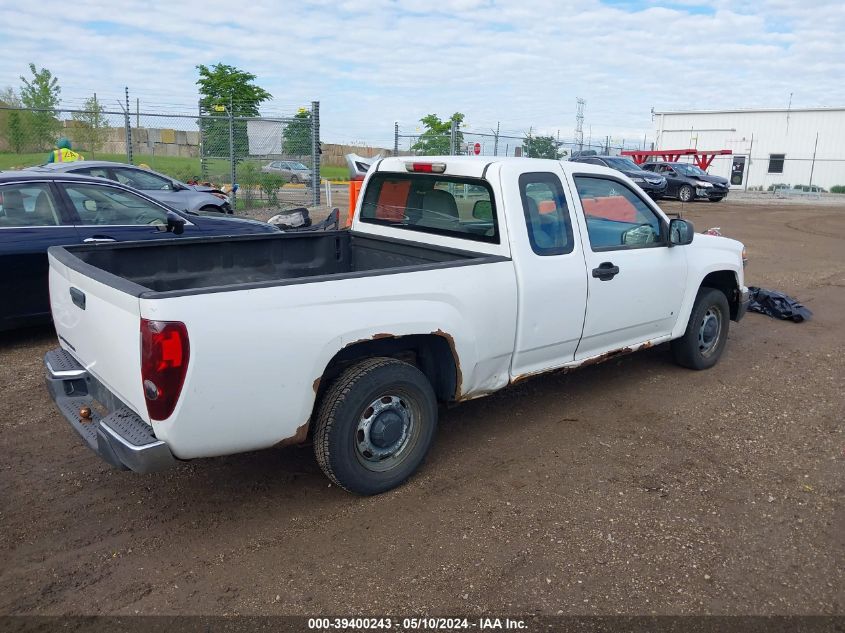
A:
312,376,321,394
431,329,463,400
372,333,395,340
276,420,310,448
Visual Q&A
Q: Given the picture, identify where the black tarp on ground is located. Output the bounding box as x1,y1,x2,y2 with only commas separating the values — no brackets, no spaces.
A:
748,287,813,322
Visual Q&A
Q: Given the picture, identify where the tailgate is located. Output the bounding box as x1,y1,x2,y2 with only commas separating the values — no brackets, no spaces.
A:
48,251,148,421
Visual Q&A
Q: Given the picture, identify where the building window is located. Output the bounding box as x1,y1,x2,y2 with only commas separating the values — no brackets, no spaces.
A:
768,154,785,174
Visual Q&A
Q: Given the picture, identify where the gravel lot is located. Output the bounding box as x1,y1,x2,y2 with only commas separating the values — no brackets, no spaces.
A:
0,198,842,617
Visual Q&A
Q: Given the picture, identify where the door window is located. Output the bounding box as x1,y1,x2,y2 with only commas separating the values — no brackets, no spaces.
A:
62,183,169,226
574,176,664,250
519,172,574,255
112,167,174,191
0,183,61,227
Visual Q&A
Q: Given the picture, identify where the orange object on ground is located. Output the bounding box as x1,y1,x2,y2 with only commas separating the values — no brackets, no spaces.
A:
348,179,363,227
581,196,637,222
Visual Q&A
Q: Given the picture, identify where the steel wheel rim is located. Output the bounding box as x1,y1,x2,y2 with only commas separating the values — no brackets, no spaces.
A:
698,307,722,357
355,393,418,472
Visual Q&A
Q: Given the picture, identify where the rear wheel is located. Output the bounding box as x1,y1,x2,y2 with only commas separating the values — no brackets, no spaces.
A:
671,288,730,370
314,357,438,495
678,185,694,202
290,175,300,184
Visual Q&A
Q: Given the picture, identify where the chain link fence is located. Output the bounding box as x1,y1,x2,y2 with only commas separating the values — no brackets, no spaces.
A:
394,123,645,159
0,100,321,211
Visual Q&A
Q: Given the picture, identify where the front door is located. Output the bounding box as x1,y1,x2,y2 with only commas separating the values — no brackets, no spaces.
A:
53,180,200,246
568,174,688,360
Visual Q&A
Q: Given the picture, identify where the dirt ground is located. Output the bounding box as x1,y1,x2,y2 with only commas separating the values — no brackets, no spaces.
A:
0,198,842,617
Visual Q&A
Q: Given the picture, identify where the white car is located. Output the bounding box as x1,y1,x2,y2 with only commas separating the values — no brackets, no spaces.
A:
44,156,749,495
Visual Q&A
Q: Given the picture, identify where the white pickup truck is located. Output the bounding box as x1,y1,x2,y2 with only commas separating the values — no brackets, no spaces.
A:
45,156,749,494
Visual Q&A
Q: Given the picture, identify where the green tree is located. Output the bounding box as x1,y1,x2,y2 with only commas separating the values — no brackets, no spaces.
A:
524,135,562,159
196,63,271,160
411,113,465,155
71,96,109,158
19,63,61,150
283,108,312,155
0,87,28,153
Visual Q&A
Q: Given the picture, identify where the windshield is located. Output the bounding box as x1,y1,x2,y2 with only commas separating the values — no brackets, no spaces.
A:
289,162,308,170
604,157,641,171
360,173,498,243
674,163,707,177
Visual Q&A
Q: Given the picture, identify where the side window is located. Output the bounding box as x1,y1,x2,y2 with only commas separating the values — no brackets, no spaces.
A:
574,176,664,250
113,168,173,191
0,183,61,227
62,183,169,226
519,172,574,256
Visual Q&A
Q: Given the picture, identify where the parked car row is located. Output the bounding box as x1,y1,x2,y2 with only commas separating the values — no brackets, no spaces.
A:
569,155,730,203
0,170,279,331
35,161,234,214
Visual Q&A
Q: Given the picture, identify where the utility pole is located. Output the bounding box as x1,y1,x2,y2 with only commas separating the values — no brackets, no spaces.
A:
493,121,500,157
450,118,457,156
136,98,140,129
393,121,399,156
575,97,585,152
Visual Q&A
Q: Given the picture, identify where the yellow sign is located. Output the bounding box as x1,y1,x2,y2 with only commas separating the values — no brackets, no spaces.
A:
213,105,226,112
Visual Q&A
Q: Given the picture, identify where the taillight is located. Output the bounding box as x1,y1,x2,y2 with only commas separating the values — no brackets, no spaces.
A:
140,319,190,421
405,162,446,173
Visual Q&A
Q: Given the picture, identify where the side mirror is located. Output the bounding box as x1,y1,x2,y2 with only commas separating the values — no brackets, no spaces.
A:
472,199,493,221
669,218,694,246
166,211,186,235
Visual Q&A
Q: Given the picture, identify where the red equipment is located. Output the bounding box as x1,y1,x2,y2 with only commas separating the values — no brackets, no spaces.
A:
621,149,732,170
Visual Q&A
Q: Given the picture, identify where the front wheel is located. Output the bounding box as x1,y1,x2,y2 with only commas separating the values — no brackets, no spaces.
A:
314,357,438,495
199,204,225,214
678,185,694,202
289,175,299,184
671,288,731,370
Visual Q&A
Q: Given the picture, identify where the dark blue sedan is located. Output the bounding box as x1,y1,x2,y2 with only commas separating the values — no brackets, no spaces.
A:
0,170,278,331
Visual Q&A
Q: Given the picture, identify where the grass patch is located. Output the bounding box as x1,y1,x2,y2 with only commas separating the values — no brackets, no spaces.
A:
0,152,348,183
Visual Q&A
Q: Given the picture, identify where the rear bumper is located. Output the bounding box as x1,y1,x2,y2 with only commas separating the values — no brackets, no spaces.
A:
44,348,176,473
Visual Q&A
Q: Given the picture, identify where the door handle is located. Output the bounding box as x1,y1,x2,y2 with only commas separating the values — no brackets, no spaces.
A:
592,262,620,281
83,237,116,243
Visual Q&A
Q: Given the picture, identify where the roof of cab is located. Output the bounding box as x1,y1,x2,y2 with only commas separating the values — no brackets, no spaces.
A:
375,155,624,179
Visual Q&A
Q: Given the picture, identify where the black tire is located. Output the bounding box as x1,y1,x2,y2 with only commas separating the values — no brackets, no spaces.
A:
708,197,725,203
314,357,438,495
199,205,224,213
678,184,694,202
671,288,731,370
289,175,299,184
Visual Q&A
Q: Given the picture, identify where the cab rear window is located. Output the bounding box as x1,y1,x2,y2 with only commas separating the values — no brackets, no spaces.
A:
359,173,499,244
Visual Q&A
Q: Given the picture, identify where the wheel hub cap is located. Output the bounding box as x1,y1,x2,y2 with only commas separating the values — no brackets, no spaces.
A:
356,395,413,465
698,309,721,354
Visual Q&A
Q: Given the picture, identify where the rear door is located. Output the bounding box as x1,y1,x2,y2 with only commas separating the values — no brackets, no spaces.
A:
501,163,589,377
568,173,687,359
55,180,199,243
0,181,80,327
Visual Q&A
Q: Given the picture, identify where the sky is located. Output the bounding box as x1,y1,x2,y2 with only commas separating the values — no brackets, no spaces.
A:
1,0,844,149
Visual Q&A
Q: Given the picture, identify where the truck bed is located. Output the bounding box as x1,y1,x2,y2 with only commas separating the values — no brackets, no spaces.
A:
49,231,500,297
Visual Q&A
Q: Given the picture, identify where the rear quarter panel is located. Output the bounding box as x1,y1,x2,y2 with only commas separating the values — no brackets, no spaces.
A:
144,260,518,459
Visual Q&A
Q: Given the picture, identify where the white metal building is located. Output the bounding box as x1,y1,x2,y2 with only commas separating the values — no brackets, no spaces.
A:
653,107,845,191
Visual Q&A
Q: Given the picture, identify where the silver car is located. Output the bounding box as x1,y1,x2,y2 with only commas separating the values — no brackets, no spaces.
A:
261,160,312,184
35,161,233,214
